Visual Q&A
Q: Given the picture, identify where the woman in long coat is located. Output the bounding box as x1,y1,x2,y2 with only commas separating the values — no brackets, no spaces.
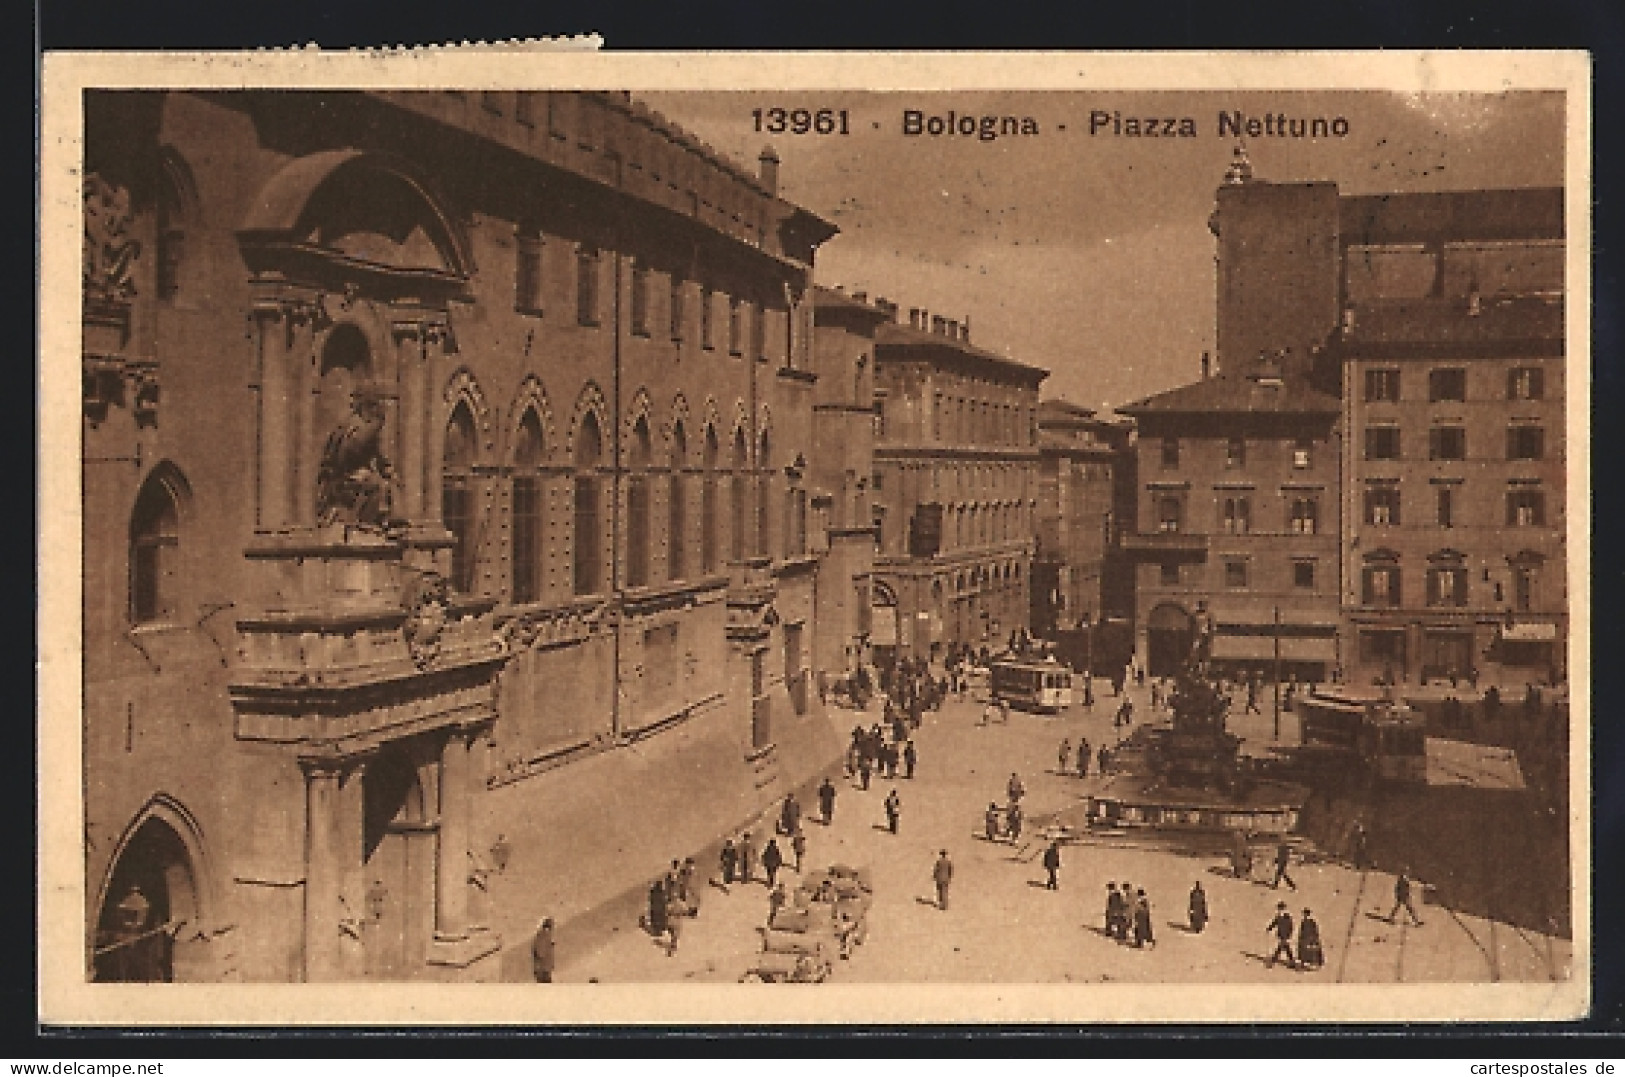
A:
1132,889,1155,948
1188,881,1209,933
1297,909,1325,968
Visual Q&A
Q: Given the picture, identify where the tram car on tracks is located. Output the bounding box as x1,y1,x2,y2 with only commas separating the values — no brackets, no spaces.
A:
1296,688,1428,783
990,657,1074,713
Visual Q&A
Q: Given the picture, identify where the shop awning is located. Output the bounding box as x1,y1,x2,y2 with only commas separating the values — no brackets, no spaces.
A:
1501,622,1559,642
1209,635,1338,662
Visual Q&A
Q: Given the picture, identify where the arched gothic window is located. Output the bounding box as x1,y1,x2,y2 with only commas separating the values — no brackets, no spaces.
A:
668,422,687,581
626,417,653,588
510,409,544,604
443,404,478,595
730,428,749,563
701,427,719,574
573,412,603,595
129,471,182,624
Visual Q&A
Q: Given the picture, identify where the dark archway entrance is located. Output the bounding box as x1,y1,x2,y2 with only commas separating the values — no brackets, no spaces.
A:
92,814,201,982
1146,602,1195,677
362,743,434,979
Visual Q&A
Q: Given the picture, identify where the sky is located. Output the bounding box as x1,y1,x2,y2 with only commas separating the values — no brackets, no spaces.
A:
640,90,1566,412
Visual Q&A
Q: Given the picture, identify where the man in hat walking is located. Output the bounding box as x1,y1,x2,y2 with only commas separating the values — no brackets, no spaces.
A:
1388,870,1424,926
1265,902,1297,969
531,917,556,982
818,776,837,825
884,788,902,835
739,831,757,886
1042,840,1062,890
933,850,954,911
1271,841,1298,891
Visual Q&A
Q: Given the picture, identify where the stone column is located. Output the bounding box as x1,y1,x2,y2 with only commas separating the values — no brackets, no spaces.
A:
289,302,320,529
434,726,472,941
253,301,294,531
301,759,342,981
422,321,450,531
392,320,428,525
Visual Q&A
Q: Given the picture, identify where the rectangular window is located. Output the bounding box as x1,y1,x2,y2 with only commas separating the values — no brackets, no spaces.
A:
751,303,767,360
443,482,477,595
515,233,544,314
1513,564,1536,612
630,263,649,336
1225,438,1246,468
1508,366,1545,401
1365,368,1401,402
728,297,744,355
1222,496,1251,534
1365,485,1401,526
1292,439,1313,469
1365,426,1401,460
1507,426,1545,460
668,472,686,581
669,277,685,341
575,246,600,326
1159,562,1180,585
1224,560,1249,588
700,287,715,349
1161,437,1180,469
1290,497,1319,535
933,392,945,441
1362,565,1402,607
514,92,536,126
480,91,504,114
1426,566,1469,607
1293,560,1316,589
1429,367,1467,402
1429,426,1467,460
627,475,650,588
1437,486,1455,528
512,477,542,603
1506,488,1546,527
1156,496,1182,533
573,476,600,595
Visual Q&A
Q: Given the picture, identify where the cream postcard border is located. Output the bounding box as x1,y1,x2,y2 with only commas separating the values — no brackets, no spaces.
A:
38,49,1592,1026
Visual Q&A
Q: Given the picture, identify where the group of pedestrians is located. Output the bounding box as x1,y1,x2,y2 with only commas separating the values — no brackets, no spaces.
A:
1057,737,1095,778
644,855,704,956
848,721,917,789
1104,881,1156,948
982,772,1028,844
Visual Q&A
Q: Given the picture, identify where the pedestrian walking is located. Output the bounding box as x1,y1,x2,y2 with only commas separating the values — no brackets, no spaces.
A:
818,776,837,825
665,892,685,956
1132,889,1155,948
1271,842,1298,891
681,857,700,915
1246,674,1262,715
1106,882,1127,941
1098,745,1111,775
531,917,556,983
884,789,902,834
1115,697,1133,729
903,740,917,779
790,829,807,873
780,793,801,837
767,882,787,926
858,755,872,790
1298,908,1324,969
647,877,669,938
1388,871,1424,925
1042,840,1061,890
762,838,784,888
985,801,1002,842
1118,881,1134,941
1265,902,1296,969
1349,821,1370,870
1077,738,1091,777
1005,801,1023,843
720,838,738,885
739,831,757,886
1058,738,1072,774
1188,881,1208,933
1150,681,1162,709
1231,830,1253,880
1007,772,1025,804
933,850,954,910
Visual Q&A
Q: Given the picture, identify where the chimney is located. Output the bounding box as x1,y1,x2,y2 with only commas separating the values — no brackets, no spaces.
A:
1200,351,1210,379
853,290,867,304
946,319,958,339
932,315,947,335
757,145,780,195
961,316,971,343
876,296,890,316
908,307,921,329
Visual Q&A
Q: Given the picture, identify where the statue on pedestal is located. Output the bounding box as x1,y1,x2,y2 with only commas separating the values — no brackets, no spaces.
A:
317,387,395,528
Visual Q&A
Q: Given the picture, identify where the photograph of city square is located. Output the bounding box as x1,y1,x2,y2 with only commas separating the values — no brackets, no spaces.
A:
58,72,1581,1008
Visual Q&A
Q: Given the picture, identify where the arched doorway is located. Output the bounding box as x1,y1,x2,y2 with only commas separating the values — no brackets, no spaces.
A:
1146,602,1196,677
92,808,204,982
361,743,433,979
870,579,900,667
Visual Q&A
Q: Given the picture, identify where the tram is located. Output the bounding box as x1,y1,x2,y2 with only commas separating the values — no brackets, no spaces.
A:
990,658,1073,714
1296,688,1428,783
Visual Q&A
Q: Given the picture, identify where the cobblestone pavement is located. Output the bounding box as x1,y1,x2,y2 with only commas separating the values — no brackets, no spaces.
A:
557,675,1572,984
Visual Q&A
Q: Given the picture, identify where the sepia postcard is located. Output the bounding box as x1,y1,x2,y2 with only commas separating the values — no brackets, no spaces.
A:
38,49,1591,1026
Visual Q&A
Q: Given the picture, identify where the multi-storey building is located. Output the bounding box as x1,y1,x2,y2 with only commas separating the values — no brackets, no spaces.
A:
81,89,845,982
809,286,889,681
1207,152,1566,686
865,305,1047,661
1118,360,1343,680
1333,195,1565,686
1031,399,1135,635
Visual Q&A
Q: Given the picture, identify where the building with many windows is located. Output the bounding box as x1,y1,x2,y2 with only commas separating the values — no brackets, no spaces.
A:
81,89,845,982
1332,189,1566,685
1118,360,1343,679
866,305,1047,661
1030,399,1135,636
